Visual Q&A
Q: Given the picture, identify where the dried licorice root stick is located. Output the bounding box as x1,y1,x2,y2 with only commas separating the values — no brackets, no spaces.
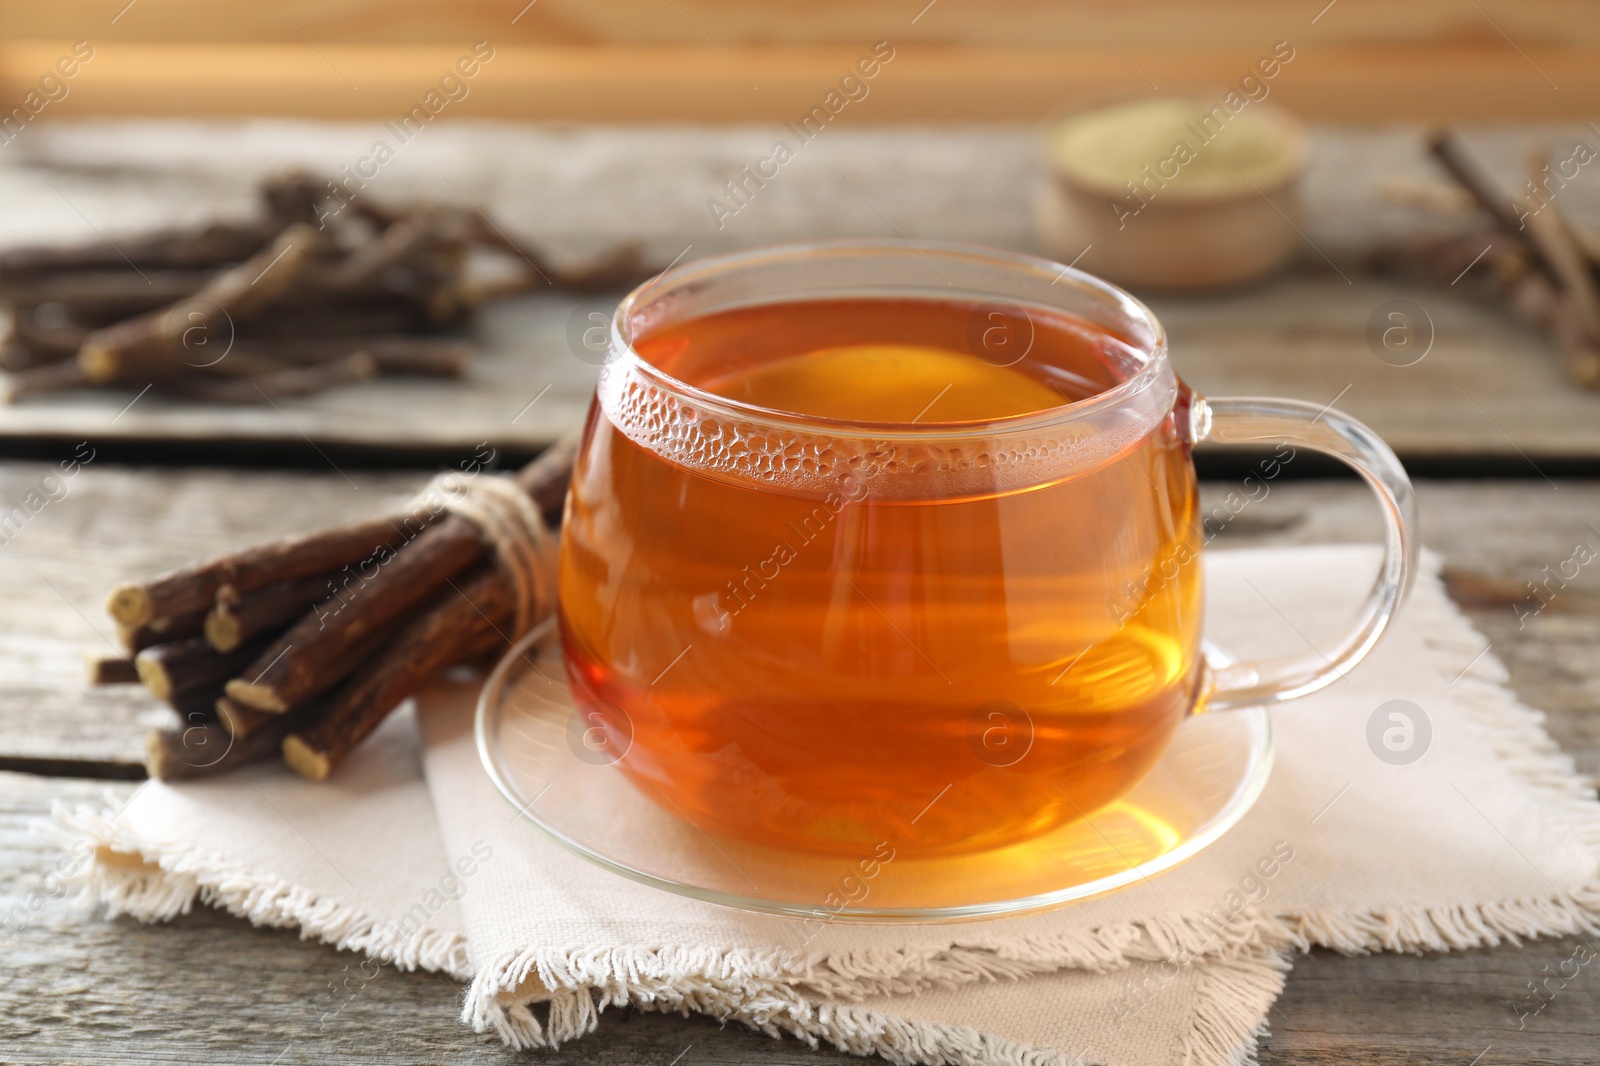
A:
230,336,473,377
214,610,396,743
135,634,274,703
10,311,89,359
206,572,339,653
85,651,140,685
106,511,431,632
158,352,377,404
324,213,439,291
1427,130,1527,234
0,270,219,320
0,219,278,281
1520,158,1600,333
78,223,320,384
282,566,513,780
215,618,395,742
118,607,209,655
214,697,280,739
146,703,320,782
225,518,486,712
224,434,578,714
117,434,578,779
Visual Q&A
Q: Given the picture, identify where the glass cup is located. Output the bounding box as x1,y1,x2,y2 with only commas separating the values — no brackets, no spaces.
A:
556,241,1416,859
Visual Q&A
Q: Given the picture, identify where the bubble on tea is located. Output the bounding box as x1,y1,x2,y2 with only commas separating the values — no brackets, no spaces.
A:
597,306,1175,502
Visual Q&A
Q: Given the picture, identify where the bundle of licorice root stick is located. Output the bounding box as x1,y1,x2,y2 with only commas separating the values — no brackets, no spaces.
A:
87,436,577,782
0,170,638,403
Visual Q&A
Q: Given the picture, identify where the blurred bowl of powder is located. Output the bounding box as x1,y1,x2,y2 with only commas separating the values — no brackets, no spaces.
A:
1036,92,1309,292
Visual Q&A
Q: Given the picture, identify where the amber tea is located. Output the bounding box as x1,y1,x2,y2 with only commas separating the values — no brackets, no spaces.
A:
557,293,1205,856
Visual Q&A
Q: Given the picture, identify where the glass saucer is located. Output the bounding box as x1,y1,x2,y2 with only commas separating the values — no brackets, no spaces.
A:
476,620,1273,924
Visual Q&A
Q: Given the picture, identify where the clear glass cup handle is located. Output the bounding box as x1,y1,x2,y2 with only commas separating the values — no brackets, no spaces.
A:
1193,395,1419,710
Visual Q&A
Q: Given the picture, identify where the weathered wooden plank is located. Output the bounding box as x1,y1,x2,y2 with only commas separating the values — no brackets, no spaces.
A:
1159,277,1600,462
3,772,1595,1064
11,273,1589,462
2,122,1598,457
1259,943,1600,1065
11,122,1594,271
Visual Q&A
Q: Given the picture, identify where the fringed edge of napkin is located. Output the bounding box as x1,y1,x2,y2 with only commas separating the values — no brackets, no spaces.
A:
1265,572,1600,955
1181,954,1290,1066
459,555,1600,1056
54,799,473,980
460,915,1286,1042
466,944,1290,1066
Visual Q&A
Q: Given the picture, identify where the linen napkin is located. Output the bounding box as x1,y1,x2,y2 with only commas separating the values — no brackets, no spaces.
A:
61,546,1600,1065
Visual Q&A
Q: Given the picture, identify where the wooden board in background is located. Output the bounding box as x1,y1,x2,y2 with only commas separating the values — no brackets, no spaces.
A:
2,122,1598,459
6,277,1594,464
0,0,1595,121
1155,277,1600,463
7,0,1597,48
0,41,1595,123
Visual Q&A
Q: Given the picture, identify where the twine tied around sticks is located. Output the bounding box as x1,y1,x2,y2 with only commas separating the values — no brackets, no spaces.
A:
410,473,557,639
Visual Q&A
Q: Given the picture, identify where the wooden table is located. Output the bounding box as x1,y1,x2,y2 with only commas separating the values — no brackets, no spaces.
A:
3,122,1599,1064
7,480,1599,1066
